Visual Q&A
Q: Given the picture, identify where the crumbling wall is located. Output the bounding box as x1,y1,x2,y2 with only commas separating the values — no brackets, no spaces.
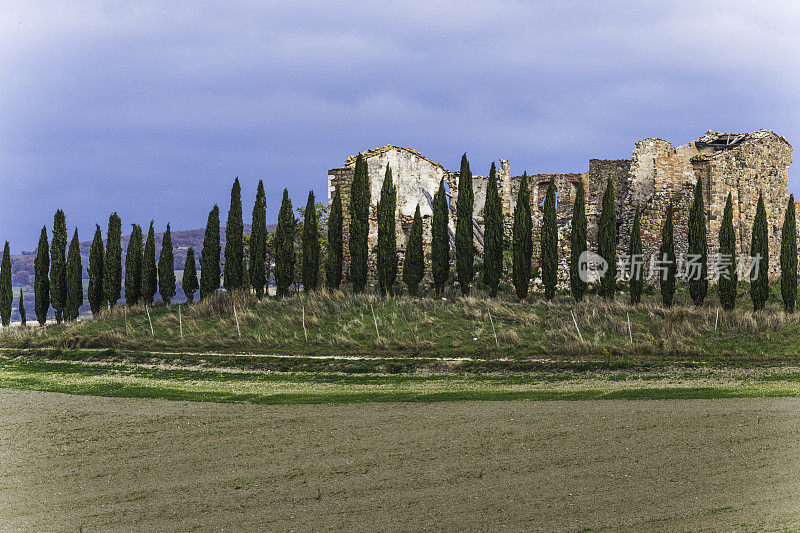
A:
702,131,792,276
329,130,793,286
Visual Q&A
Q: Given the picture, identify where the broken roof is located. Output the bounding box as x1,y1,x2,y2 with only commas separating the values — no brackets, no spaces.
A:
693,129,791,152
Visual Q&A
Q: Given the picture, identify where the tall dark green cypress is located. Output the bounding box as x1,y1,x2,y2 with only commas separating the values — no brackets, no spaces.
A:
182,247,198,303
18,289,26,327
512,173,532,299
200,205,221,299
570,181,587,302
660,204,676,307
719,193,737,311
275,189,296,297
125,224,142,305
159,223,176,304
65,229,83,322
50,209,67,323
483,162,503,297
455,154,474,295
780,194,797,313
104,212,122,308
34,226,50,326
302,190,320,292
88,225,104,316
224,177,244,291
431,178,450,296
598,178,617,299
349,154,370,292
250,180,268,298
0,242,11,326
688,177,709,306
403,204,425,296
376,165,397,296
750,193,769,311
541,179,558,300
141,221,157,305
326,187,343,290
629,208,643,304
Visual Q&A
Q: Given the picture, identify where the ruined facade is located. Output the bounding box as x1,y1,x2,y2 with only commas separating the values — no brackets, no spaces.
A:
328,130,793,283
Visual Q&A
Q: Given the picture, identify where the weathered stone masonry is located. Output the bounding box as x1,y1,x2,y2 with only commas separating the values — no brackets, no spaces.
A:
328,130,793,282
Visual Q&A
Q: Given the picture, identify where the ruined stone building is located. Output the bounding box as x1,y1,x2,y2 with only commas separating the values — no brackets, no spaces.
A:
327,130,792,282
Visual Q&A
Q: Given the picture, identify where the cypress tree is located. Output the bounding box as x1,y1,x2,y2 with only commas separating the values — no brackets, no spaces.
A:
250,180,268,298
275,189,296,297
660,204,677,307
124,225,142,306
719,193,738,311
0,242,11,326
512,172,533,299
456,153,474,295
159,223,176,304
182,247,198,303
224,177,244,291
50,209,67,323
65,229,83,321
431,178,450,296
751,193,769,311
88,224,104,316
18,289,25,327
34,226,50,326
598,178,617,299
104,212,122,308
688,177,709,306
629,208,643,304
483,162,503,297
349,154,370,292
302,190,320,292
326,187,343,290
403,204,425,296
377,165,397,296
541,179,558,300
570,181,587,302
199,205,221,299
140,221,157,305
780,194,797,313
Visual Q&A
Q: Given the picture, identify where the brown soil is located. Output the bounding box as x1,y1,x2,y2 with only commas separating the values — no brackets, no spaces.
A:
2,390,800,531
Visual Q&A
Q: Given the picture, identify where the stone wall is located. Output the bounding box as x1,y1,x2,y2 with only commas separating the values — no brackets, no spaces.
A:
329,130,793,284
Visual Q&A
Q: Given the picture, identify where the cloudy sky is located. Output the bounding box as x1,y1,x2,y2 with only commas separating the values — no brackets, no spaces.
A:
2,1,799,251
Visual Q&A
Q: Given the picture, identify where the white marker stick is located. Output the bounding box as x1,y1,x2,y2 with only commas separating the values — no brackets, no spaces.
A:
302,305,308,342
571,310,584,343
488,309,499,347
371,303,379,339
146,306,154,337
627,312,632,345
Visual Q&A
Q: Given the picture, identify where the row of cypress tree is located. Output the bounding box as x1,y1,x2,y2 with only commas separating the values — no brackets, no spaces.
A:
15,162,800,326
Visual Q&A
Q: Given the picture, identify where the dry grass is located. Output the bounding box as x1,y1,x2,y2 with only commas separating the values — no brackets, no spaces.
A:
2,286,800,362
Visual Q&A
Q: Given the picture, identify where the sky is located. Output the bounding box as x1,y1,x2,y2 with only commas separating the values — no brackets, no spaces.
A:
2,0,800,251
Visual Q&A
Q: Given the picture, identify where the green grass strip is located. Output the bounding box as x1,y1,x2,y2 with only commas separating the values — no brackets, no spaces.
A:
2,356,800,405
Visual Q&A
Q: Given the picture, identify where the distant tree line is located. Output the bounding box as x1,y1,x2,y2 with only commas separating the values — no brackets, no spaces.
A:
0,155,797,327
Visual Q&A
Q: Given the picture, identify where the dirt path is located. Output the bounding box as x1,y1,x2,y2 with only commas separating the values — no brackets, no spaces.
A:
2,390,800,531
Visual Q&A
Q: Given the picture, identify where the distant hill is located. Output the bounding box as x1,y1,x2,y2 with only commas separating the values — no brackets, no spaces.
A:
10,224,276,288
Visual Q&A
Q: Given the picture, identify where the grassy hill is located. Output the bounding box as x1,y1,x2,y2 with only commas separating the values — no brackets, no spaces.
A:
2,284,799,364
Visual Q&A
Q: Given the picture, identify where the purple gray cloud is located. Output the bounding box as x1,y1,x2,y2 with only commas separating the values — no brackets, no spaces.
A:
2,0,799,250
